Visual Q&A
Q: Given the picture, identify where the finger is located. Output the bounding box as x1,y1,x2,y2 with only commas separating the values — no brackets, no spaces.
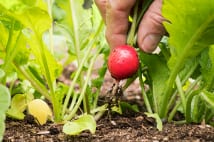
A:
106,0,136,49
95,0,107,22
137,0,166,53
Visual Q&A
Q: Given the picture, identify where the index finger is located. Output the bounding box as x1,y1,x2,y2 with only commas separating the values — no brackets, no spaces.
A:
95,0,107,22
106,0,136,49
95,0,136,49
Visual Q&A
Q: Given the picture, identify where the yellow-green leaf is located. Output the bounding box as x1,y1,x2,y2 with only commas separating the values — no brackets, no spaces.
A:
7,93,33,120
145,112,163,131
63,114,96,135
27,99,53,125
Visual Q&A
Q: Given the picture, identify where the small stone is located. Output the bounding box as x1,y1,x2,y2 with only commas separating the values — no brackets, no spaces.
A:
111,120,117,126
135,116,144,122
163,137,169,141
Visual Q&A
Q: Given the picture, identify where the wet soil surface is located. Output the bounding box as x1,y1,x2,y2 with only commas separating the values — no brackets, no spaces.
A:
3,64,214,142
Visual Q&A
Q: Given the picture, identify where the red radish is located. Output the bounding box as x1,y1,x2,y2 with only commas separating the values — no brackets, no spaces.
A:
108,45,139,80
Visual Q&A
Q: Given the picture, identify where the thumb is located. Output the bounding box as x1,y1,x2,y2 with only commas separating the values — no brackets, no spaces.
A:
137,0,166,53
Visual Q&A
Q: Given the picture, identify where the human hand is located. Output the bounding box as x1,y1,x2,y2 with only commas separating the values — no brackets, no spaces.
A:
95,0,166,53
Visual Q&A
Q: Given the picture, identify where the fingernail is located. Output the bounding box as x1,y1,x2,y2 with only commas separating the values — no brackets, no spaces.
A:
140,34,162,53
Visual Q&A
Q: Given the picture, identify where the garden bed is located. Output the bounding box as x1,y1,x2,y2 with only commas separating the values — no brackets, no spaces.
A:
4,107,214,142
3,69,214,142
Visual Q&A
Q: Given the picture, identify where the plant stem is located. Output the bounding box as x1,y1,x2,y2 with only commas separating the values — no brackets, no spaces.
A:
127,0,139,45
112,80,119,96
68,92,78,112
186,90,201,123
126,0,153,45
69,0,87,113
136,0,153,25
92,104,108,121
167,61,198,111
122,74,138,91
62,21,104,116
2,20,16,84
159,42,170,60
168,99,181,122
47,0,63,121
160,58,198,118
126,0,154,113
175,76,186,116
70,0,81,63
36,32,59,119
172,120,186,125
64,49,100,121
92,91,99,111
4,20,15,64
47,0,54,54
83,88,90,114
94,110,106,121
62,44,92,115
138,53,152,113
168,76,201,122
13,64,51,100
138,72,152,113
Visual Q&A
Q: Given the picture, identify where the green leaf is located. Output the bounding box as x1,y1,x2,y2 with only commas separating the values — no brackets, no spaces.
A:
145,112,163,131
6,108,25,120
52,4,66,21
0,15,26,74
190,95,206,123
0,0,26,11
120,101,139,113
7,93,34,120
55,0,103,52
12,32,30,66
21,0,37,6
0,21,9,50
0,0,47,13
0,85,11,112
0,113,6,142
0,85,10,142
15,7,51,36
27,64,46,85
141,53,169,112
14,6,61,97
0,69,5,79
63,114,96,135
163,1,214,71
111,105,122,115
160,0,214,117
200,46,214,90
200,91,214,108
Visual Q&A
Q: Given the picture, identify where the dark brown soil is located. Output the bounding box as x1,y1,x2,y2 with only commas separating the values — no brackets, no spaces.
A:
3,65,214,142
3,113,214,142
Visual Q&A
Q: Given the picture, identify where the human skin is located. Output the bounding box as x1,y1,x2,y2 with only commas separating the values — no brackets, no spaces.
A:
94,0,166,53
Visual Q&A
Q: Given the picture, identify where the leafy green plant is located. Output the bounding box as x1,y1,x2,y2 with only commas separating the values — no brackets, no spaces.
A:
128,0,214,128
0,0,108,136
52,0,109,134
0,0,60,120
0,85,10,141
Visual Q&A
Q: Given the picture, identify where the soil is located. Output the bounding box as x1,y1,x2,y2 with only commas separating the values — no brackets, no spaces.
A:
3,113,214,142
3,64,214,142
